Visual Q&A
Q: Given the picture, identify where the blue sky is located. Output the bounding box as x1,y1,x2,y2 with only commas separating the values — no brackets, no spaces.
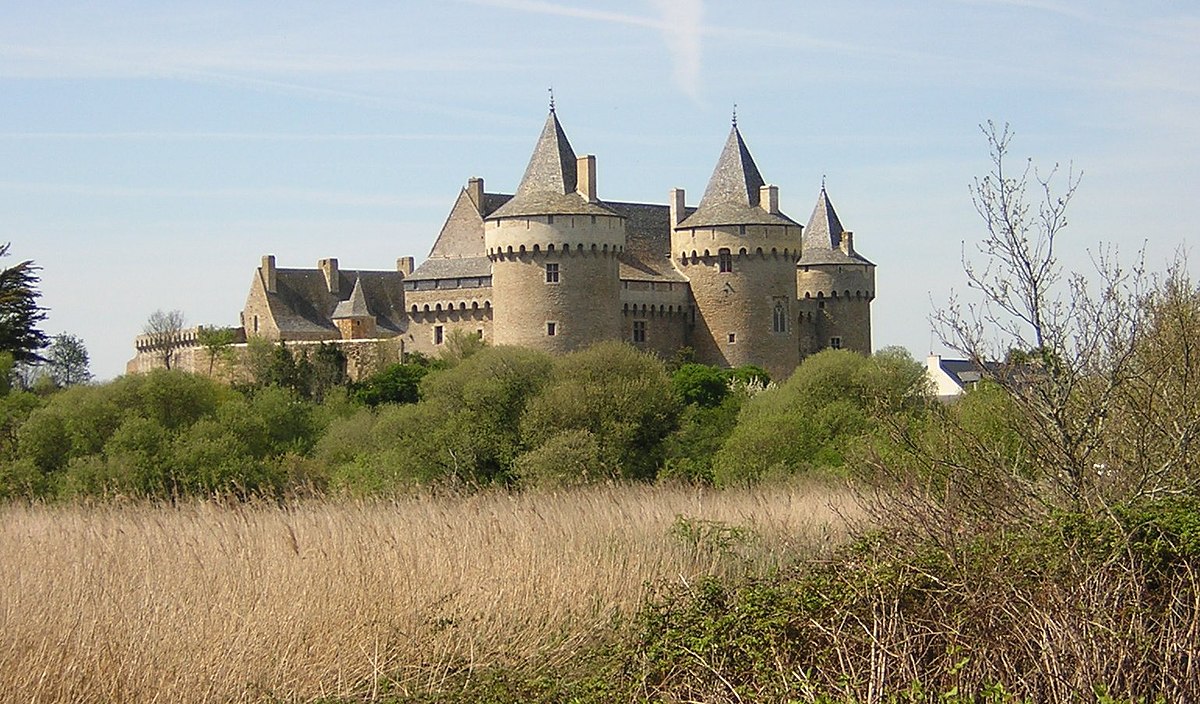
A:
3,0,1197,379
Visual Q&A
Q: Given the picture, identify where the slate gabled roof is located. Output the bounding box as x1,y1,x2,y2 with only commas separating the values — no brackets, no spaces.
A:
678,126,798,229
488,110,619,219
409,191,510,282
267,269,406,337
798,187,874,266
605,201,689,282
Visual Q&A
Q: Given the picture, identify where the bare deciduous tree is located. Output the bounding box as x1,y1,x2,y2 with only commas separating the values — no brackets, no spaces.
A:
143,309,186,369
930,122,1200,511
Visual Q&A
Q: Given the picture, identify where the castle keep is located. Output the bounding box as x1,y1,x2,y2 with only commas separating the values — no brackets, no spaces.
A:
130,108,875,381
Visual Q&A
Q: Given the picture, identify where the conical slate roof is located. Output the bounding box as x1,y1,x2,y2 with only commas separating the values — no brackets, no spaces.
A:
488,110,617,219
332,277,372,319
799,187,873,266
678,126,797,229
803,187,844,250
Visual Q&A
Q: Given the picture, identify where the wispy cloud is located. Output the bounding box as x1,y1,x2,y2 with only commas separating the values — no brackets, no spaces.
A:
649,0,704,102
0,181,445,208
0,131,526,143
462,0,706,101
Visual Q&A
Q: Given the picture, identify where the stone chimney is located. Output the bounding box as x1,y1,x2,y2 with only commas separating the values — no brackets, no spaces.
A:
760,185,779,214
318,258,339,294
396,256,414,276
577,155,597,203
261,255,277,294
669,188,686,227
466,177,484,214
840,231,855,256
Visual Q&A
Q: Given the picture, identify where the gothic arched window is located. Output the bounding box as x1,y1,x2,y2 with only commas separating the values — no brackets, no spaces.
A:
772,301,786,333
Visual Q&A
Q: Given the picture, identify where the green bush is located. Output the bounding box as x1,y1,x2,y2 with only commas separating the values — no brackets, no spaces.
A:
714,348,928,485
514,428,608,488
520,342,680,482
351,363,426,406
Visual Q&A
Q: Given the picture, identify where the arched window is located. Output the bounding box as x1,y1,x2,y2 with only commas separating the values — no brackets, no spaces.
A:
773,301,786,333
718,248,732,273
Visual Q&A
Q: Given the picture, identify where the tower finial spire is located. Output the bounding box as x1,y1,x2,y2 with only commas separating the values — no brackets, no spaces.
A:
821,173,826,190
548,87,555,114
731,103,738,128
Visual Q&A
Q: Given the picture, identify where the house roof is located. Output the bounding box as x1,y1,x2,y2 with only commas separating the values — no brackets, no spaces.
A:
407,256,492,281
678,126,798,229
935,357,1004,388
488,110,619,219
798,187,874,266
266,268,406,336
607,200,689,282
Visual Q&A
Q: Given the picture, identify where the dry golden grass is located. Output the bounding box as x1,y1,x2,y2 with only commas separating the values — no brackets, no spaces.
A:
0,480,860,703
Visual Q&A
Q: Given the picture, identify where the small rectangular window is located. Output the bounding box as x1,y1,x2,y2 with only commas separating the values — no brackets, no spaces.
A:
476,329,484,339
547,322,557,337
632,320,646,343
718,248,733,273
434,325,444,345
728,332,736,344
545,262,560,283
830,337,842,349
547,215,554,225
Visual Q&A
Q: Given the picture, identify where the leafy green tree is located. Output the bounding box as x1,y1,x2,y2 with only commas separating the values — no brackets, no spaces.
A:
671,363,729,407
440,328,488,364
514,429,607,488
0,243,49,363
417,346,555,482
45,333,91,387
714,348,928,485
352,363,427,406
304,343,348,402
520,341,681,481
196,326,237,376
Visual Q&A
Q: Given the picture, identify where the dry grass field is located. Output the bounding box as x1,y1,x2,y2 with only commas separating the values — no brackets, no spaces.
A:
0,481,860,703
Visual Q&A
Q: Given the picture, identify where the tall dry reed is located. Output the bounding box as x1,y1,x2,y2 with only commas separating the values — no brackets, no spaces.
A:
0,481,857,703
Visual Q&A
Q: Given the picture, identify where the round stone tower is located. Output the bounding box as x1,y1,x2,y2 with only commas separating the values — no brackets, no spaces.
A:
796,187,875,356
672,124,802,381
485,109,625,352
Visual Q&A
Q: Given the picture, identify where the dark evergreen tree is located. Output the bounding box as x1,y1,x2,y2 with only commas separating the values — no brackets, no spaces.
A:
0,244,49,363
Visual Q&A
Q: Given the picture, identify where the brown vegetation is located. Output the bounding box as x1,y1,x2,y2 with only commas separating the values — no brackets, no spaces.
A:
0,481,858,703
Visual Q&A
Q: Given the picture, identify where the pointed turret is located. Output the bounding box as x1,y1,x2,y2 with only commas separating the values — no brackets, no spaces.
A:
332,277,371,320
799,187,873,266
678,125,797,229
488,109,616,219
485,106,625,353
796,184,875,357
332,277,377,339
804,187,845,250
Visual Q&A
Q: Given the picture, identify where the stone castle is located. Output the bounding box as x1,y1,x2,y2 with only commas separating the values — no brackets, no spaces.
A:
129,107,875,381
